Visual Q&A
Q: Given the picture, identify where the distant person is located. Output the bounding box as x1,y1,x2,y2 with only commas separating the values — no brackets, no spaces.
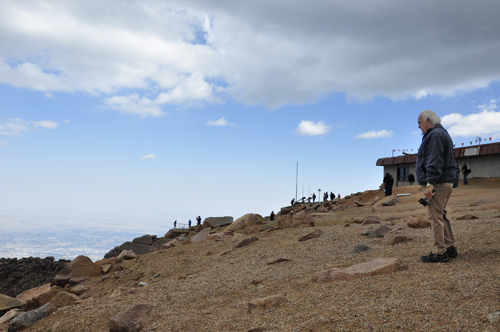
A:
174,220,177,228
270,211,275,221
416,109,457,263
301,196,306,203
291,198,295,206
462,162,470,185
196,216,201,225
312,193,316,203
338,194,341,199
408,172,415,186
307,196,312,203
330,192,335,200
188,219,192,228
383,172,394,196
323,192,328,202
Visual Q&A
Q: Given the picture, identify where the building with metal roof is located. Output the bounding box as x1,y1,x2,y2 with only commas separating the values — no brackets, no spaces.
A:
376,141,500,187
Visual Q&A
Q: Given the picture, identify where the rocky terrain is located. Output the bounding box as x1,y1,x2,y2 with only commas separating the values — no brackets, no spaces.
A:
1,178,499,332
0,258,69,298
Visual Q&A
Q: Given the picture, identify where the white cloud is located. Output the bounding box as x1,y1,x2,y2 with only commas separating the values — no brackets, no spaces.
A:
33,120,58,129
442,100,500,138
295,120,331,136
104,93,165,118
0,118,59,135
64,119,70,124
141,154,157,159
1,1,500,111
0,141,9,146
355,129,394,139
206,116,234,126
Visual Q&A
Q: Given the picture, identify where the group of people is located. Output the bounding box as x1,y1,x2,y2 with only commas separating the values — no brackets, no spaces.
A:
291,192,341,206
173,216,203,229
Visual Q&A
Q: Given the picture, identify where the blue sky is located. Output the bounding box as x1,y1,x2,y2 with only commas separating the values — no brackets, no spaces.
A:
1,0,500,231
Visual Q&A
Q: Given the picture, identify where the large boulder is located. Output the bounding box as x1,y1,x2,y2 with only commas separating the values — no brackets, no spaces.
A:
8,303,57,332
152,238,168,251
163,229,189,239
119,241,152,255
132,235,156,245
21,286,62,311
69,256,101,278
52,255,100,287
225,214,263,232
312,258,405,283
191,228,211,243
109,304,158,332
0,294,23,316
117,250,136,260
381,196,401,206
407,215,431,228
16,283,51,304
203,217,233,229
277,213,314,228
50,291,79,308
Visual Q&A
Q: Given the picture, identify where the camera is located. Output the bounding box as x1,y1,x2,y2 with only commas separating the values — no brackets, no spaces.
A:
418,188,435,206
418,198,429,206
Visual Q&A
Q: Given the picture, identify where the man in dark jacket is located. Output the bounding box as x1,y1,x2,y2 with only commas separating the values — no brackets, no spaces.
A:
416,109,458,263
383,173,394,196
408,172,415,186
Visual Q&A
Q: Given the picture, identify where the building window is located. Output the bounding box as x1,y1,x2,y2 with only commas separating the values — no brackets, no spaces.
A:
398,166,409,182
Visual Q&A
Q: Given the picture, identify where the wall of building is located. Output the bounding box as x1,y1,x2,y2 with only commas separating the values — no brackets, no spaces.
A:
384,154,500,187
457,155,500,178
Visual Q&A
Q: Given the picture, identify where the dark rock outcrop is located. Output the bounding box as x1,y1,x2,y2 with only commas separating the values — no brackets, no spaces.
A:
0,257,69,298
104,234,160,258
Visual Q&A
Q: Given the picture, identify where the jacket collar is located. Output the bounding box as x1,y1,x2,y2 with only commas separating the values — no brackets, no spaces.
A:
423,123,444,136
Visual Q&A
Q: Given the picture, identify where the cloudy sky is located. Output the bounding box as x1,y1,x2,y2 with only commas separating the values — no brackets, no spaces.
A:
2,0,500,232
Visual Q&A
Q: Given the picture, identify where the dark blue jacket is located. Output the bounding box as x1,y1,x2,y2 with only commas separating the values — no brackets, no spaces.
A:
416,124,457,185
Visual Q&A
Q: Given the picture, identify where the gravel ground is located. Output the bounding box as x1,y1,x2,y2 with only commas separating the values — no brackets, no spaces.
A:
9,181,500,332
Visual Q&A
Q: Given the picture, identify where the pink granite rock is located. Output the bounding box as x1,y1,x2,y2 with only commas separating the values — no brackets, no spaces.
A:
312,258,405,283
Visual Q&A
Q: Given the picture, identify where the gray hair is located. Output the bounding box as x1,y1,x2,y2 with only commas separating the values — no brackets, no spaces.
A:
420,109,441,125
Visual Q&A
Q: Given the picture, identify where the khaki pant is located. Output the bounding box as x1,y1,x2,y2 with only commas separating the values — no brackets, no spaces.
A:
426,183,454,255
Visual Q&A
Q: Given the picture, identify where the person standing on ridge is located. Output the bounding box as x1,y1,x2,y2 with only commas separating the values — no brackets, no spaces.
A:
416,109,458,263
383,172,394,196
312,193,316,203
